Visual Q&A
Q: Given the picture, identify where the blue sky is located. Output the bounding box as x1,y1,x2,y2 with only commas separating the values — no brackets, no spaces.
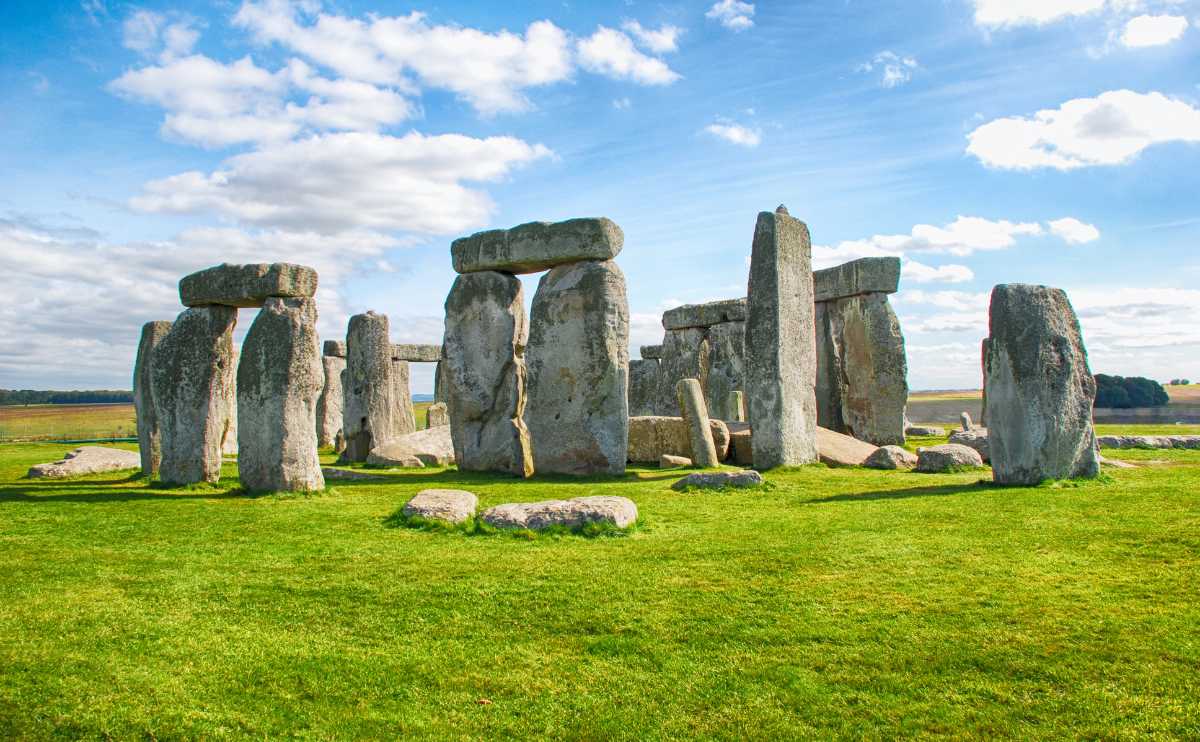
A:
1,0,1198,393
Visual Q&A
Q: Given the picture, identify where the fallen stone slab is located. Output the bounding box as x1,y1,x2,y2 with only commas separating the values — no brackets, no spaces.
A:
1099,456,1137,469
915,444,984,473
627,416,730,463
367,426,455,468
452,217,623,274
391,344,442,363
1096,435,1200,450
816,426,879,467
482,496,637,530
320,467,390,481
864,445,919,470
662,298,747,330
906,425,946,437
27,446,141,479
813,257,901,302
949,428,990,463
323,340,347,357
671,470,765,490
403,489,478,524
660,454,692,468
640,344,663,360
180,263,318,308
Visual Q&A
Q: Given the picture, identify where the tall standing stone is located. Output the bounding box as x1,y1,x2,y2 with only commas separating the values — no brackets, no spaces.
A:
341,312,398,462
391,359,417,436
317,355,346,449
745,206,818,468
221,352,239,456
133,320,172,476
526,259,629,475
676,378,719,467
150,306,238,484
655,327,705,415
237,297,325,492
704,320,746,421
628,359,659,417
984,284,1100,485
443,271,533,477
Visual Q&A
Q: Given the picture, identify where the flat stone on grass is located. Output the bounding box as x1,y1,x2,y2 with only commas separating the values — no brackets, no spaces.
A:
864,445,918,470
660,454,691,468
915,444,984,473
481,496,637,531
27,446,141,479
671,470,765,490
404,489,478,524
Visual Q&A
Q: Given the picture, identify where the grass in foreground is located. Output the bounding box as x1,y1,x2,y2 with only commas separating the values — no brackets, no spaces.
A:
0,441,1198,739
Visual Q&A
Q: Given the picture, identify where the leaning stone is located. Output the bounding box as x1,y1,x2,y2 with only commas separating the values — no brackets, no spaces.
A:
443,271,533,477
676,378,719,467
816,426,879,467
864,445,919,470
317,356,346,449
481,496,637,530
960,411,974,431
151,305,238,484
526,259,629,476
26,446,141,479
367,426,454,467
452,217,624,274
948,428,990,463
628,359,659,417
323,340,346,358
425,402,449,428
237,297,325,492
179,262,317,308
391,359,417,436
640,344,663,360
670,470,765,490
813,257,901,302
660,454,692,468
627,416,730,463
391,344,442,363
404,489,478,524
906,425,946,437
341,312,400,462
984,284,1100,485
133,320,172,476
745,207,818,467
662,298,747,330
915,444,984,473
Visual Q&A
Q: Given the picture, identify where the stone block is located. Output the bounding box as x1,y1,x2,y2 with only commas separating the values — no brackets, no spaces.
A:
451,217,623,274
179,263,318,308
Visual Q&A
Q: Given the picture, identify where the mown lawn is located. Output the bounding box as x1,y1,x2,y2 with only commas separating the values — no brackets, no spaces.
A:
0,440,1197,739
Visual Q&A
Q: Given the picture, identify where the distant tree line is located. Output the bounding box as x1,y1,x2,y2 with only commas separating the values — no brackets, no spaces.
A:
1093,375,1169,409
0,389,133,406
1168,378,1192,386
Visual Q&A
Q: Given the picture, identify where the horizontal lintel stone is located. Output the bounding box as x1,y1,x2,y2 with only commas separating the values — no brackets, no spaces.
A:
640,344,663,360
813,257,900,302
323,340,346,357
391,343,442,362
451,217,623,274
661,298,747,330
179,263,318,308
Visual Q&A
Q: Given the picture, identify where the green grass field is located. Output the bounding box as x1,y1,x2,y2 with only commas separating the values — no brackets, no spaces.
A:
1,431,1198,739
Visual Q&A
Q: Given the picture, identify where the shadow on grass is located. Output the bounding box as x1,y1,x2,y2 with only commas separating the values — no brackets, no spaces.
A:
806,479,993,504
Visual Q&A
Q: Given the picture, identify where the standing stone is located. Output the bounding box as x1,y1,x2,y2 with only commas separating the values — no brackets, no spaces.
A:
984,284,1100,485
433,360,449,405
655,327,705,415
133,320,172,476
221,351,239,456
150,306,238,484
745,206,818,468
317,355,346,449
979,338,990,427
676,378,719,467
391,359,417,436
703,320,746,421
727,391,746,423
526,259,629,475
960,411,974,431
628,359,659,417
341,312,398,462
237,297,324,492
443,271,533,477
426,402,449,428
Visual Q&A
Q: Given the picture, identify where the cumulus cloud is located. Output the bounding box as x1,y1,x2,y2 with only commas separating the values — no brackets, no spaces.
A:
1121,14,1189,46
903,261,975,283
966,90,1200,170
706,0,755,31
1048,217,1101,243
122,9,200,60
577,27,680,85
621,20,682,53
858,51,918,88
972,0,1107,28
703,122,761,147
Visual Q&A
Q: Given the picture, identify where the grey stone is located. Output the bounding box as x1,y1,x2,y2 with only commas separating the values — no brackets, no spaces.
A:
745,207,818,468
676,378,719,467
133,320,172,476
984,284,1100,485
628,359,659,417
341,312,400,462
525,259,629,476
482,496,637,530
660,454,691,468
1097,435,1200,450
367,425,455,467
816,426,878,467
813,257,901,302
640,344,663,360
404,489,478,524
906,425,946,437
179,262,317,308
627,416,730,463
948,428,990,463
320,467,389,481
915,443,984,473
662,298,747,330
452,217,624,274
670,469,765,490
236,297,324,492
221,365,238,457
150,305,238,484
27,446,141,479
726,391,746,423
433,360,448,405
960,412,974,431
317,356,346,449
702,321,746,421
864,445,918,470
426,401,449,428
391,359,417,436
391,344,442,363
727,422,753,465
323,340,346,358
443,271,533,477
655,327,705,415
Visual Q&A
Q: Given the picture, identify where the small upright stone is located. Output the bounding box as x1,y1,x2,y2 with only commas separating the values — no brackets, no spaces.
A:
426,401,449,428
726,391,746,423
179,263,318,308
317,355,346,449
960,411,974,431
133,320,172,476
452,218,623,274
341,312,398,462
676,378,719,467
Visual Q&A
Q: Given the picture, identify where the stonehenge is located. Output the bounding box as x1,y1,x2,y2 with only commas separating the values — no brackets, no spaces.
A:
675,378,719,468
341,311,399,463
133,320,172,476
317,345,346,450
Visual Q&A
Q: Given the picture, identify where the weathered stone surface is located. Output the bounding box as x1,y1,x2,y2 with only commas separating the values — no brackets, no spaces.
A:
1099,456,1137,469
985,284,1100,485
915,444,984,473
906,425,946,437
727,422,753,465
391,360,417,436
1097,435,1200,450
640,344,663,360
179,263,317,308
526,259,629,476
482,495,637,530
726,391,746,423
443,271,533,477
627,416,730,463
671,469,764,490
662,298,747,330
367,425,454,467
948,428,990,463
660,454,691,468
221,364,238,457
864,445,918,470
426,401,449,428
746,207,818,468
317,356,346,449
960,412,974,431
655,327,705,415
133,320,172,476
237,297,325,492
320,466,388,481
816,426,878,467
391,344,442,363
341,312,399,462
813,257,901,302
323,340,346,357
703,321,746,422
27,446,141,479
628,359,659,417
433,360,448,404
452,218,624,274
676,378,719,467
150,305,237,484
404,489,478,524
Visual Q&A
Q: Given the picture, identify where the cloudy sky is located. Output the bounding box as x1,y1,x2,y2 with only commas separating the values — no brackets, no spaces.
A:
1,0,1198,393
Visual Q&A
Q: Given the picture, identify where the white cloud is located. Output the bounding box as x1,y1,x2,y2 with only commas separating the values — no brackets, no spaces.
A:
967,90,1200,170
621,20,682,53
130,131,553,235
577,27,681,85
1048,217,1101,243
1121,14,1189,46
706,0,755,31
858,51,918,88
972,0,1107,28
703,122,761,147
904,261,975,283
613,97,632,110
122,9,200,61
